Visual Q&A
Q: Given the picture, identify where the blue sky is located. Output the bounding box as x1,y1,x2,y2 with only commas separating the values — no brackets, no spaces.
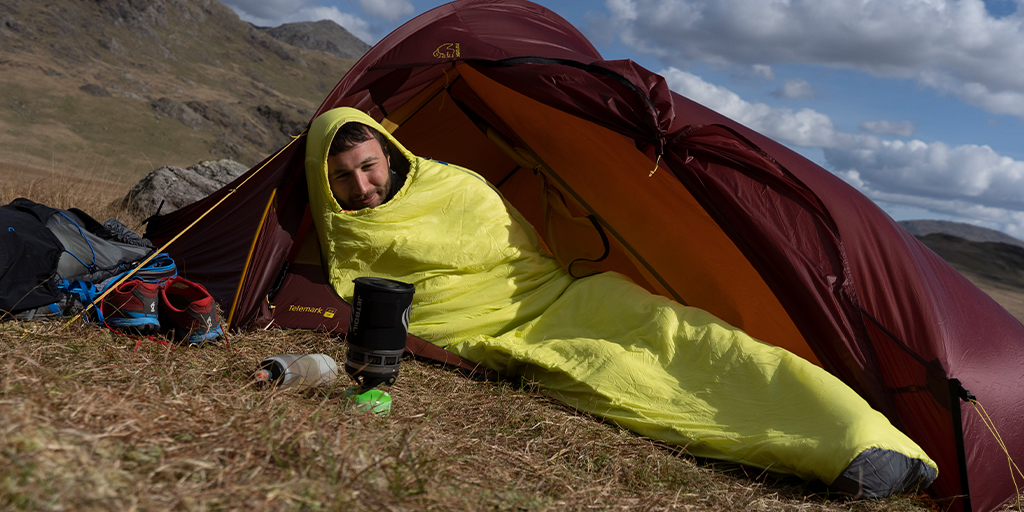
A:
225,0,1024,239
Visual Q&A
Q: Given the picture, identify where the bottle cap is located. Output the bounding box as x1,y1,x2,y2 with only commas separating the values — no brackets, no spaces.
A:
254,358,286,386
345,388,392,415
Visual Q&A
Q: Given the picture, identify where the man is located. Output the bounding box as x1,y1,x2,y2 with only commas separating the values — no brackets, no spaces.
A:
305,107,937,497
325,122,405,210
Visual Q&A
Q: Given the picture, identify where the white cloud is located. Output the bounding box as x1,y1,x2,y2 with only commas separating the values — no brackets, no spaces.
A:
828,135,1024,239
662,66,1024,237
606,0,1024,120
842,179,1024,239
358,0,414,21
860,120,916,137
774,78,816,99
826,136,1024,237
751,64,775,81
825,139,1024,208
661,67,838,147
224,2,373,42
301,7,373,42
222,0,309,23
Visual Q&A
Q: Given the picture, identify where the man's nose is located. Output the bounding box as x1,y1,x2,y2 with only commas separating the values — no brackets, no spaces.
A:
355,172,374,195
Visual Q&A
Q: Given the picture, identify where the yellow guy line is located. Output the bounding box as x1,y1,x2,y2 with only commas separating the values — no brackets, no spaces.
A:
63,131,307,329
969,399,1023,510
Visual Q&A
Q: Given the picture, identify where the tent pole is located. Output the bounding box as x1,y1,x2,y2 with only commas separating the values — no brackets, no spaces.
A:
226,188,277,329
950,378,973,512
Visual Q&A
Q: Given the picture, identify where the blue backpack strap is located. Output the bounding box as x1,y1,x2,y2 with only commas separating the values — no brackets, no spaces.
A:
64,280,103,323
55,211,99,273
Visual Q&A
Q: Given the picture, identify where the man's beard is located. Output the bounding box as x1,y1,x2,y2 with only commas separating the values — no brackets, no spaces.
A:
336,170,392,210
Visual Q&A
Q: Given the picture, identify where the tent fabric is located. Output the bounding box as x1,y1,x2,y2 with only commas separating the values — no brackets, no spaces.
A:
304,107,938,489
144,1,1024,510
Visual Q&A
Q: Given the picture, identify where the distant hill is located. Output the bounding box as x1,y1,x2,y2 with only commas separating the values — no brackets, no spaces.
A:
915,233,1024,288
888,219,1024,321
258,20,371,60
899,219,1024,248
912,231,1024,323
0,0,366,182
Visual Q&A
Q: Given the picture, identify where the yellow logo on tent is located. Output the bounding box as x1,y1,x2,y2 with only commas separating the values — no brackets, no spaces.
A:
288,304,323,315
324,308,336,319
433,43,460,59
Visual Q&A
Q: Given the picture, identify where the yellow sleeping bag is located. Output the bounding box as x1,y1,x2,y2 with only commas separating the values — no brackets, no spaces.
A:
306,107,937,493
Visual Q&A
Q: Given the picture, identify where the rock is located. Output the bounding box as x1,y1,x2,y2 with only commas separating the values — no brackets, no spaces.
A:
99,37,124,55
3,16,34,36
151,96,203,130
256,104,307,138
79,83,111,96
123,159,249,218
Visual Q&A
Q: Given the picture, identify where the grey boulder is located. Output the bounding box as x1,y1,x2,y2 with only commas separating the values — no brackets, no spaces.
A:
124,159,249,218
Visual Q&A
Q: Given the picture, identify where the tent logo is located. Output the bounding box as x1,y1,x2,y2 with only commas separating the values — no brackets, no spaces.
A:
324,307,336,319
433,43,460,59
288,304,325,316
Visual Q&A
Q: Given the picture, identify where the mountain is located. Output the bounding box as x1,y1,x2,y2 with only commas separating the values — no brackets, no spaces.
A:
257,20,371,60
899,219,1024,248
916,233,1024,288
911,232,1024,323
0,0,364,184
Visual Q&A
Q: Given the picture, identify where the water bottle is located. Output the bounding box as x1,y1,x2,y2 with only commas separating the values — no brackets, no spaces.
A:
254,354,339,390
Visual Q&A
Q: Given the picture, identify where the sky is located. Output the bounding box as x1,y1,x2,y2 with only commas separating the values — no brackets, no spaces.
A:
224,0,1024,239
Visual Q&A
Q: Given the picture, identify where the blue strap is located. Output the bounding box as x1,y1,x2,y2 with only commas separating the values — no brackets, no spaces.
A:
99,253,177,293
56,211,98,272
65,279,103,323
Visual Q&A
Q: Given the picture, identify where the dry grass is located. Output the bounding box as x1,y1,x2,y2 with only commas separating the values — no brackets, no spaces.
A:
0,323,937,512
0,160,139,229
0,173,967,512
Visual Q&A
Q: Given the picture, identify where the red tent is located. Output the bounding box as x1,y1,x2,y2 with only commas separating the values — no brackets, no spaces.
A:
147,1,1024,509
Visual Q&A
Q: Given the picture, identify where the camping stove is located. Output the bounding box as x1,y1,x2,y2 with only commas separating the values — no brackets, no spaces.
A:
345,277,414,392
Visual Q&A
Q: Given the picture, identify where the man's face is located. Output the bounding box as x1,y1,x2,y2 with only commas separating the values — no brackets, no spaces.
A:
327,137,391,210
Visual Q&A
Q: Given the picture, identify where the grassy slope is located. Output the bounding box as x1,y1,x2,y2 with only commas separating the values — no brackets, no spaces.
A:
0,0,354,184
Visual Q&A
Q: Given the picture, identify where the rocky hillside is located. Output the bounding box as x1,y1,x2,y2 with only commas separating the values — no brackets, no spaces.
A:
257,20,370,60
0,0,365,184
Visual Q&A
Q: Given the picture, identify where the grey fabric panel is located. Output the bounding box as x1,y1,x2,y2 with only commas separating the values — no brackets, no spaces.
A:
46,213,152,282
829,447,938,498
